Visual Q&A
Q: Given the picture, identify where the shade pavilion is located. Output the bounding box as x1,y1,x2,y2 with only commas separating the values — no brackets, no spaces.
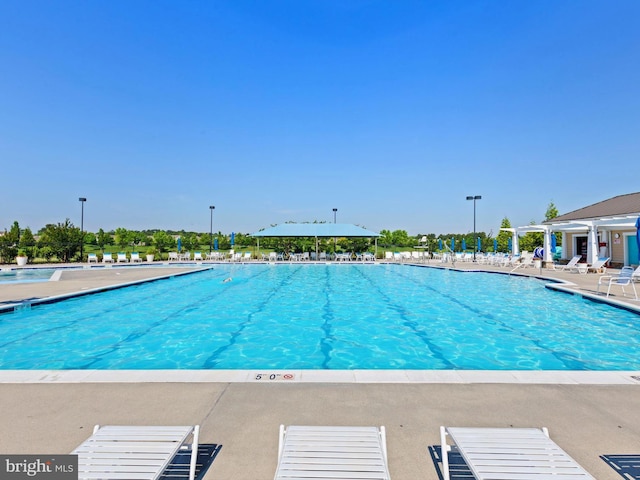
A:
251,223,381,259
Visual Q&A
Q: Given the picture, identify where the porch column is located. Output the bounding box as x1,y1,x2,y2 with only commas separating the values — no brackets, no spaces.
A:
586,225,598,264
542,229,553,265
512,231,520,255
561,232,568,259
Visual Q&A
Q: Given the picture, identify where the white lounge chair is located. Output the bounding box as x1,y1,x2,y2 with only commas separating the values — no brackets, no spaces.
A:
102,252,114,263
117,252,129,263
587,256,610,274
243,252,252,261
193,251,203,261
130,252,142,263
268,252,278,262
72,425,200,480
440,426,595,480
87,253,98,264
168,251,179,261
274,425,391,480
597,266,638,300
553,255,581,271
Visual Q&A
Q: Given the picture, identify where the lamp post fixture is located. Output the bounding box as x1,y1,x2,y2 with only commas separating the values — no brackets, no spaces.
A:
79,197,86,261
332,208,338,251
466,195,481,261
209,205,215,253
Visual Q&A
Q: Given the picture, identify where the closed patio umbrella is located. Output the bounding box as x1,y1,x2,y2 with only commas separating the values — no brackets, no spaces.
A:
477,237,482,252
177,237,182,253
493,238,498,252
461,238,466,251
636,217,640,260
230,232,235,248
438,239,443,250
450,238,455,251
508,237,512,252
551,233,557,253
214,238,218,250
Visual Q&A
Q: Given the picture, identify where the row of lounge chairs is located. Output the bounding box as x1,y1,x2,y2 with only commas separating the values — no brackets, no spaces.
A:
88,252,145,263
71,424,597,480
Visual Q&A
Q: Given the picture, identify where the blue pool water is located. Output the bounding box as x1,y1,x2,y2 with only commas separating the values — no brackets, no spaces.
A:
0,268,57,284
1,264,640,370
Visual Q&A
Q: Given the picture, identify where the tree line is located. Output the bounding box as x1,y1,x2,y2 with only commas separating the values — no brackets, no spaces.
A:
0,202,560,264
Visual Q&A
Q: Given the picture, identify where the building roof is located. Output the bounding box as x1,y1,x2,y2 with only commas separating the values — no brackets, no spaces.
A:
544,192,640,224
251,223,381,238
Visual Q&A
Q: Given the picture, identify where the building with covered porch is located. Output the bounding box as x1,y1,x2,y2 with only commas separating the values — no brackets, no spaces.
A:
506,192,640,268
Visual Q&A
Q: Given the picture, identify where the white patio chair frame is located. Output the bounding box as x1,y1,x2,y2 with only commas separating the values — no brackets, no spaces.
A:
72,425,200,480
597,266,638,299
274,425,390,480
440,426,595,480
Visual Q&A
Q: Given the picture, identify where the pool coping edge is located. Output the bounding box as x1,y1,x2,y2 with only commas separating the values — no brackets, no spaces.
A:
0,369,639,384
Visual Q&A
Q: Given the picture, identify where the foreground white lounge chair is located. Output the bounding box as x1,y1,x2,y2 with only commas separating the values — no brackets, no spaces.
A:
87,253,98,264
440,426,595,480
597,266,638,300
72,425,200,480
274,425,390,480
102,252,114,263
117,252,129,263
587,256,610,274
130,252,142,263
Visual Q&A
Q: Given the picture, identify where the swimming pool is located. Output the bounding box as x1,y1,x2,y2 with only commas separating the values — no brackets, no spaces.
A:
1,264,640,370
0,268,58,284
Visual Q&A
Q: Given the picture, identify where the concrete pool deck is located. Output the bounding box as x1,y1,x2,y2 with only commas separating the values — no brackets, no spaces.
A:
0,261,639,479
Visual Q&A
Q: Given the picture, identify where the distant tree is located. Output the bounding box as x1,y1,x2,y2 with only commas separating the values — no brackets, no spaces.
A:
84,231,97,245
127,230,147,250
0,229,17,263
96,228,113,252
38,219,83,262
114,228,129,250
198,233,210,247
341,237,370,252
0,221,21,262
378,230,393,248
152,231,175,255
545,201,559,221
8,221,21,245
391,230,411,247
181,233,199,252
19,227,37,258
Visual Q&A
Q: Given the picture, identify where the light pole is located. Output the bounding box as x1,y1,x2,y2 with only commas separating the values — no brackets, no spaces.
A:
332,208,338,251
79,197,86,261
209,205,215,253
466,195,481,261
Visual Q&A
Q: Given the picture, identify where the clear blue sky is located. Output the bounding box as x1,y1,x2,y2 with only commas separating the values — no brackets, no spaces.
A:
2,1,639,236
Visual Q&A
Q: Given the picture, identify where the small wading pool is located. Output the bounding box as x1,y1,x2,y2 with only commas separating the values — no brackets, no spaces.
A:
0,268,58,284
1,264,639,370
